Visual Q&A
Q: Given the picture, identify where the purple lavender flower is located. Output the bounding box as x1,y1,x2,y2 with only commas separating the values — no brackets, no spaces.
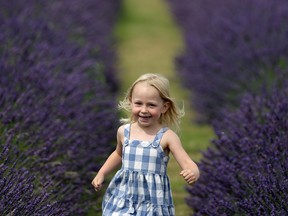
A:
0,133,66,215
167,0,288,123
185,79,288,215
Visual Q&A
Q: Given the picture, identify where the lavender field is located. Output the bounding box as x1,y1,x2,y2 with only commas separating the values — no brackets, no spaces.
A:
1,0,288,215
0,1,120,215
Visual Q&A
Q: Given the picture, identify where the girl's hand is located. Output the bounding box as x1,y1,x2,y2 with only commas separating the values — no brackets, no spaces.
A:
91,173,104,191
180,169,198,185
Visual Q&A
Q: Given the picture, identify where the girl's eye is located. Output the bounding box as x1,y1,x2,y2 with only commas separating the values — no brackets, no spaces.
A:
149,104,156,107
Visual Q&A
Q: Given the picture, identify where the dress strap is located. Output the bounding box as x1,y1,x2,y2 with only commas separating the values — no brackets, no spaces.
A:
123,124,131,146
152,127,169,148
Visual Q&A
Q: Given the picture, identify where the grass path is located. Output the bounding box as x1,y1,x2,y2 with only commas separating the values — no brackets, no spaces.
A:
113,0,214,215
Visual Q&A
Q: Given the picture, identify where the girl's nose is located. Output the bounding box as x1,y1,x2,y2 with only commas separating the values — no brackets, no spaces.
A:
141,106,148,113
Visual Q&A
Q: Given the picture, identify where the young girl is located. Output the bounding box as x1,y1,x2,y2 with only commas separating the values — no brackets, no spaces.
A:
91,73,200,215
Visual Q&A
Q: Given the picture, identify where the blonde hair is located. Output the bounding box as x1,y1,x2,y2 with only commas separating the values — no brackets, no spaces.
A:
118,73,185,131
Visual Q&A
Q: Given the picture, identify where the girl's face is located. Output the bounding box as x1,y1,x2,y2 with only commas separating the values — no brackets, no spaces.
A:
130,82,169,128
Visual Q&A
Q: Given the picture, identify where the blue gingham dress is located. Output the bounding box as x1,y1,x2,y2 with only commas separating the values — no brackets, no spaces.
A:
102,124,175,215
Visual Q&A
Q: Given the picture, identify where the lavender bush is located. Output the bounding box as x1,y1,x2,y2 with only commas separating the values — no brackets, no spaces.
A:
186,78,288,215
0,0,120,89
0,133,65,215
167,0,288,122
41,0,121,92
0,1,120,214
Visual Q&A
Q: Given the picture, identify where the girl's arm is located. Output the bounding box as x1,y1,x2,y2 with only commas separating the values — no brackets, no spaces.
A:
91,126,124,191
165,130,200,185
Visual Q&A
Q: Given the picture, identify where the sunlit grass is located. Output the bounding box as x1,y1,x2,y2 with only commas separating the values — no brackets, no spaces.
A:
113,0,214,215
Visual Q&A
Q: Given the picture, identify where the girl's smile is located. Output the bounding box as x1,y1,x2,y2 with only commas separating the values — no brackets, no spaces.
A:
138,115,152,125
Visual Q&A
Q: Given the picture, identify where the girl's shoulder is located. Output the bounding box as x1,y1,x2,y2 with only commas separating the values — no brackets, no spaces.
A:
163,127,177,135
160,128,180,152
116,124,127,141
162,128,181,143
117,124,126,130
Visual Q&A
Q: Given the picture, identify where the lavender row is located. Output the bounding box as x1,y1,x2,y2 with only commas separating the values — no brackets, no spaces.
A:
0,1,120,215
1,0,120,92
166,0,288,214
186,78,288,215
167,0,288,123
41,0,121,92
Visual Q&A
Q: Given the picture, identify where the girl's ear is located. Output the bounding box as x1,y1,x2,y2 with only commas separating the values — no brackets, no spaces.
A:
162,101,170,114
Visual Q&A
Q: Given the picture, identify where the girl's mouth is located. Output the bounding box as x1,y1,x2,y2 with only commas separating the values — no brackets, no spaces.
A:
139,115,151,121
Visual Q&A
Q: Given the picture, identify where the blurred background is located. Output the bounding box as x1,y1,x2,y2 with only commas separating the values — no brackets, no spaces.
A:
1,0,287,215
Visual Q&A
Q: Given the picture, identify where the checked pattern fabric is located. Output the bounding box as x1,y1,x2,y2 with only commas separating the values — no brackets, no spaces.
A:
102,124,175,215
122,125,169,175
